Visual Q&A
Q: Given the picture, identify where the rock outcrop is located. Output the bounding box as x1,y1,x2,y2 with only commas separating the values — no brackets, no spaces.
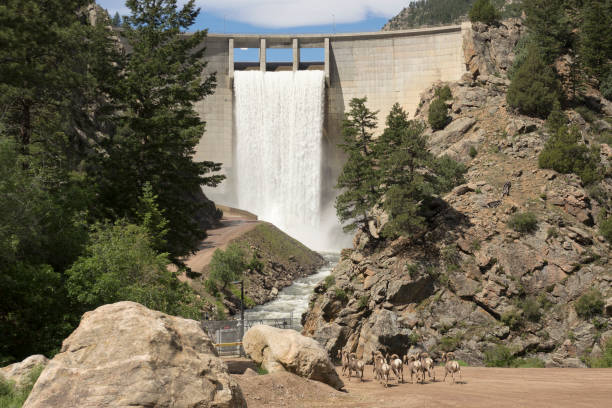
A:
243,324,344,390
23,302,246,408
303,19,611,368
0,355,48,389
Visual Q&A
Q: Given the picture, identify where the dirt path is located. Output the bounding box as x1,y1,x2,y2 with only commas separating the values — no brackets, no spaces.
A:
230,361,612,408
183,208,260,274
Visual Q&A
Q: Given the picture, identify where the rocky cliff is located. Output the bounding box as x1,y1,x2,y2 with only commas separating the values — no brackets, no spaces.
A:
303,20,612,367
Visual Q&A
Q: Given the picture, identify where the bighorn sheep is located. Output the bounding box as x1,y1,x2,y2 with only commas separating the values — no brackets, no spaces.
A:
388,353,404,383
377,354,391,388
337,350,349,377
372,350,383,380
442,352,462,384
419,352,435,382
348,353,365,382
404,354,423,384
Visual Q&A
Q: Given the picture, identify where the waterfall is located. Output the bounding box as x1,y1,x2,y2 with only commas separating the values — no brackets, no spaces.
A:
234,70,326,249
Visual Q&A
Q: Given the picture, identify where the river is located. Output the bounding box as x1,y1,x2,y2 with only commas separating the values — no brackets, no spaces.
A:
244,253,339,323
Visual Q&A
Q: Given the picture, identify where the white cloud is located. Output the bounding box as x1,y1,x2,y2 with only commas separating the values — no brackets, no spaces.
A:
98,1,408,28
197,0,407,28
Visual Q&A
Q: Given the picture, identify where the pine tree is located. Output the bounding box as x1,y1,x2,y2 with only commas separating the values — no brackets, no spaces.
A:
111,11,121,26
469,0,500,24
99,0,224,258
524,0,571,63
335,98,380,233
507,45,561,118
579,0,612,80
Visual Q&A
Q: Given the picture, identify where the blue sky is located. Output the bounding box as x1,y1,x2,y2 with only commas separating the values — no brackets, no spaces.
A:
97,1,408,61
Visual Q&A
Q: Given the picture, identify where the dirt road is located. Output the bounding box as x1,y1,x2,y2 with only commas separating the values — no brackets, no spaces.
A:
231,361,612,408
183,207,260,274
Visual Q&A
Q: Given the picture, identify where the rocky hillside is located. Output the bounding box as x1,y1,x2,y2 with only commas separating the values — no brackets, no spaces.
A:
303,20,612,367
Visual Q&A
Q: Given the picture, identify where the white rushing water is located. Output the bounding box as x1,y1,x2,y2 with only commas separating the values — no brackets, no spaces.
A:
245,253,339,322
234,70,328,250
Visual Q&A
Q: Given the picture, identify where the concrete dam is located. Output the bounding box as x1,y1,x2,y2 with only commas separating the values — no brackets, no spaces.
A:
195,24,468,250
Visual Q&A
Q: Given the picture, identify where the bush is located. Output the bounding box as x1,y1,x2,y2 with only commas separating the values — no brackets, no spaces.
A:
507,45,561,118
0,364,43,407
428,98,450,130
546,100,568,134
433,155,467,193
469,0,500,24
501,309,523,330
323,275,335,290
484,345,515,367
208,243,247,290
358,295,370,309
600,216,612,243
538,125,601,185
507,212,538,234
521,297,542,322
434,85,452,101
439,334,463,352
469,145,478,158
589,338,612,368
575,289,604,319
204,278,218,296
334,288,348,302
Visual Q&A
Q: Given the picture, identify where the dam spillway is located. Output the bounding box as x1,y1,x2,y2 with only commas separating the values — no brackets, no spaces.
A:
234,71,325,247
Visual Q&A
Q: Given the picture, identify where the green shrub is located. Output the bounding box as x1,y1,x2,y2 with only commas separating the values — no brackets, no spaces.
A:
546,100,568,134
575,106,597,124
507,212,538,234
358,295,370,309
538,125,601,185
521,297,542,322
439,334,463,352
208,243,247,290
0,364,43,407
501,309,523,330
469,0,500,24
575,289,604,319
469,145,478,158
323,275,335,290
247,253,264,273
589,338,612,368
599,216,612,243
428,98,450,130
507,45,561,118
204,278,218,296
334,288,348,302
484,345,515,367
434,85,452,101
256,365,269,375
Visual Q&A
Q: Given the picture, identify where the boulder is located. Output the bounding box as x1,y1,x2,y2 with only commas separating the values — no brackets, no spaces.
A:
242,324,343,390
23,302,246,408
0,355,48,390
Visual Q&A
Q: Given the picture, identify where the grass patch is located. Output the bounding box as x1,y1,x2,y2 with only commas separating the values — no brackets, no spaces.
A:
358,295,370,309
323,275,335,290
469,145,478,158
256,365,269,375
586,338,612,368
0,364,43,408
334,288,348,302
507,212,538,234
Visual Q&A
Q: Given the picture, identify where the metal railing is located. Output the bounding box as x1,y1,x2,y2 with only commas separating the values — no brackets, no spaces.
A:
202,315,301,356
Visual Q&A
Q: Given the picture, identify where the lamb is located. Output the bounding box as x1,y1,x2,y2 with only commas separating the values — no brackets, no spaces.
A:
442,352,462,384
419,352,435,382
377,354,391,388
348,352,365,382
388,353,403,383
372,350,383,380
404,354,423,384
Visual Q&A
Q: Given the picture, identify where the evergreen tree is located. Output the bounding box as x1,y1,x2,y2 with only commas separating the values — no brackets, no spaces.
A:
335,98,380,233
469,0,500,24
428,98,450,130
98,0,224,258
579,0,612,80
507,45,561,118
111,11,121,26
524,0,571,63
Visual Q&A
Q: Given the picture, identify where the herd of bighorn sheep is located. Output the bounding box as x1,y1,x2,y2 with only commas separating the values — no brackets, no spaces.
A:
337,349,462,387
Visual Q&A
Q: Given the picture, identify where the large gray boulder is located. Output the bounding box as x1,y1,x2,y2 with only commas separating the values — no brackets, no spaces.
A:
0,355,48,389
23,301,246,408
242,324,344,390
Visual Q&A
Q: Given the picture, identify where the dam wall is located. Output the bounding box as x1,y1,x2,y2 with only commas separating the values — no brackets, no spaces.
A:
194,24,468,203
